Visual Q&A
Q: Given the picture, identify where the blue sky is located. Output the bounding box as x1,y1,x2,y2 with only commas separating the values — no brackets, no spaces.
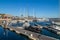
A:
0,0,59,18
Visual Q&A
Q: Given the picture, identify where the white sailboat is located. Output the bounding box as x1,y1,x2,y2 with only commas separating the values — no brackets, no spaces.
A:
32,8,37,22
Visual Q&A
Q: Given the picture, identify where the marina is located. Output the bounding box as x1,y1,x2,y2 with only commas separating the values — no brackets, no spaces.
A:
0,0,59,40
0,18,60,40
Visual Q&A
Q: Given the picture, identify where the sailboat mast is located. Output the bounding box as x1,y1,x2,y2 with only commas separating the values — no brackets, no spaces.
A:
25,8,28,18
27,9,29,17
33,8,34,18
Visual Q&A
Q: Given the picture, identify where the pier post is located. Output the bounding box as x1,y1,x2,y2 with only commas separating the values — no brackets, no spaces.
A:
30,34,33,37
3,20,8,29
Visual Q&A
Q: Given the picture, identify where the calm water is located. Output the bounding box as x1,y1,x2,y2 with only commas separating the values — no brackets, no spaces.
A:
40,28,60,39
0,26,28,40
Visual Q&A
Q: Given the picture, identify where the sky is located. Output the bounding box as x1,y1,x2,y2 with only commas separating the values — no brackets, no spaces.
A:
0,0,59,18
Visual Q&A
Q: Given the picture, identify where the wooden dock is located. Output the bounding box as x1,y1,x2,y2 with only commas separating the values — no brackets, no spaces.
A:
7,26,58,40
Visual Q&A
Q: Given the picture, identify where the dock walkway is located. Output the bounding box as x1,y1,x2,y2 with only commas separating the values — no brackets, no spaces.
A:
7,26,58,40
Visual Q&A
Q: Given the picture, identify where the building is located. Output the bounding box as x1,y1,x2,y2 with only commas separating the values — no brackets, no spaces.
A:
0,14,12,19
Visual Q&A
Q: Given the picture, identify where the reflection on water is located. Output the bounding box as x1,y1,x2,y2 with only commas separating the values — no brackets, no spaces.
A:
0,26,28,40
40,28,60,39
29,21,52,26
9,22,23,27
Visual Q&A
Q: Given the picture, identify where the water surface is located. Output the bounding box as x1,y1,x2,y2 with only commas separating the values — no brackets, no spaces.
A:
0,26,28,40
